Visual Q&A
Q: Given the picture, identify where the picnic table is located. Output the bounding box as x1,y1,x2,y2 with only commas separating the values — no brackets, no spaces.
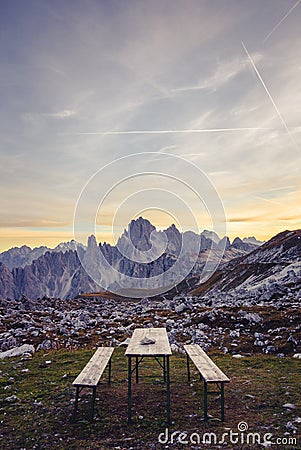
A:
125,327,172,424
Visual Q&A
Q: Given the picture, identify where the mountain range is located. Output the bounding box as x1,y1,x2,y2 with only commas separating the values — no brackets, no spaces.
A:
2,217,299,303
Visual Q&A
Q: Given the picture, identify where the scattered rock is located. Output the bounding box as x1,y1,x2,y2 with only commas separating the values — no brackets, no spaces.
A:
37,340,53,351
5,395,19,402
286,421,297,431
118,338,131,346
230,330,240,338
175,303,187,314
283,403,296,409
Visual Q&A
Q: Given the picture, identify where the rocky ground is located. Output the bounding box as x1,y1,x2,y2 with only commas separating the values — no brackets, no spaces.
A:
1,295,300,358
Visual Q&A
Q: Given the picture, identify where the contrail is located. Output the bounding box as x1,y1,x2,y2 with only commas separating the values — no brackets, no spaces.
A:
264,0,301,42
254,195,281,205
242,41,296,145
73,127,278,136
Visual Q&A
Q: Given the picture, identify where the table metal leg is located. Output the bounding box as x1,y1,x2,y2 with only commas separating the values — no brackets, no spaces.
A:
135,356,139,383
163,356,166,382
166,356,171,425
128,357,132,424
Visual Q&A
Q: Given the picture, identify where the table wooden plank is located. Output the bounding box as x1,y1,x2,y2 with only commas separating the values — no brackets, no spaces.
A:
125,328,172,356
184,344,230,383
73,347,114,387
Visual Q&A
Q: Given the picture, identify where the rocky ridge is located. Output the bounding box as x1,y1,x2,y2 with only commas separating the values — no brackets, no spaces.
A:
192,229,301,304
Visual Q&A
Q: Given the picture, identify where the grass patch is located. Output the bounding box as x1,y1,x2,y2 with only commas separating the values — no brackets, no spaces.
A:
0,348,300,449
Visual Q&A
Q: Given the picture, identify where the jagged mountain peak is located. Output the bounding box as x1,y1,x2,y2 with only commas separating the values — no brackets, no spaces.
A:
201,229,220,243
242,236,263,245
232,236,259,253
121,217,156,252
128,216,155,231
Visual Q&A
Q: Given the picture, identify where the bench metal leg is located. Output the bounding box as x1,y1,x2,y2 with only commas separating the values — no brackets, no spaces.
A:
91,387,96,420
108,357,112,384
221,383,225,421
203,380,208,421
163,356,166,382
128,357,132,424
74,386,80,418
166,356,171,425
186,353,190,383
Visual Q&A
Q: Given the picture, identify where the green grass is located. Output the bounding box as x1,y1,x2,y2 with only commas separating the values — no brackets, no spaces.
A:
0,348,300,449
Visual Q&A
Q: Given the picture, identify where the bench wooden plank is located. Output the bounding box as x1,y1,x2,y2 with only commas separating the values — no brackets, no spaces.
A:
73,347,114,387
125,328,172,356
184,344,230,383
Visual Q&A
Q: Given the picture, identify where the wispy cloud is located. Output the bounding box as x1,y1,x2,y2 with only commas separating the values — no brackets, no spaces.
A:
43,109,77,119
228,216,260,223
170,53,263,94
0,219,68,228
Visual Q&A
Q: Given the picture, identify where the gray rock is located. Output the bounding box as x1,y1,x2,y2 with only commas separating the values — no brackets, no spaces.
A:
0,344,35,359
283,403,296,409
0,336,18,351
230,330,240,338
286,421,297,431
5,395,19,402
37,339,53,351
242,312,262,324
175,303,187,313
118,338,131,346
170,343,182,353
254,332,264,339
264,345,276,354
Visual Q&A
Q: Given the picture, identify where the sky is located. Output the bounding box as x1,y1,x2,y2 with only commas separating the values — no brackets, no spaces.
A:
1,0,301,252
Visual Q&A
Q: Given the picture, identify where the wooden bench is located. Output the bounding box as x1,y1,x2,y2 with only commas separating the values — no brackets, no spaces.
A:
184,344,230,421
72,347,114,420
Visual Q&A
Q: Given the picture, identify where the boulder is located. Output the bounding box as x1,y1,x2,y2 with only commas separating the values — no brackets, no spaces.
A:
0,344,35,359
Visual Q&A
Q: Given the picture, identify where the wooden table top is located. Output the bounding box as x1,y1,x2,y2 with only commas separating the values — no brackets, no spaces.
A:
125,328,172,357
